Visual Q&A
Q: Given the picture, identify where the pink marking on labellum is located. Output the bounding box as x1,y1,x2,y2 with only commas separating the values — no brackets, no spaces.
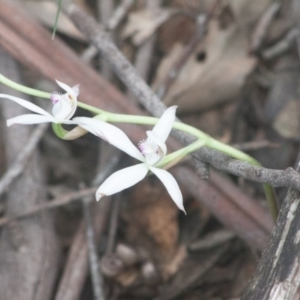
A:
50,92,61,104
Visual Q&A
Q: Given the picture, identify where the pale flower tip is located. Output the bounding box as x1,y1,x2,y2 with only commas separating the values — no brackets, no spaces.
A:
166,106,178,114
72,84,80,97
55,80,77,97
177,203,186,215
96,192,106,201
6,119,14,127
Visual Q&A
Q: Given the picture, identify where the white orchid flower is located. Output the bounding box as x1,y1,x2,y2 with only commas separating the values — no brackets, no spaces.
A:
73,106,185,213
0,80,79,126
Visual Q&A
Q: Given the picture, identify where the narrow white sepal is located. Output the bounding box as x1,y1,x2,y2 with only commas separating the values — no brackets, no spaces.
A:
56,80,77,97
52,97,76,121
72,117,104,138
72,85,80,97
152,106,177,142
149,166,185,213
73,117,145,161
96,163,148,200
146,131,167,157
0,94,53,117
7,114,56,126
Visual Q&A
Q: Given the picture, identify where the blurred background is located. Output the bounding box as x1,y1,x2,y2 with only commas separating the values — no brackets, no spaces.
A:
0,0,297,299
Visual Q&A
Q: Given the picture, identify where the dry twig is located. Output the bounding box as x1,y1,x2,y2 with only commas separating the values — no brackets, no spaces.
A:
106,194,121,254
0,123,48,197
98,0,114,79
84,199,106,300
262,28,300,60
250,2,281,52
0,0,275,251
129,0,162,105
63,3,300,192
0,187,96,228
54,153,120,300
106,0,134,31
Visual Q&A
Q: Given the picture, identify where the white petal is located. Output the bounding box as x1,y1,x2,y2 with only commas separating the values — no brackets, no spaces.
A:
52,95,76,121
0,94,53,117
55,80,77,98
146,131,167,157
53,81,78,121
7,114,55,126
152,106,177,142
72,117,104,137
73,117,145,161
72,85,80,97
149,166,185,213
62,119,76,125
96,163,148,200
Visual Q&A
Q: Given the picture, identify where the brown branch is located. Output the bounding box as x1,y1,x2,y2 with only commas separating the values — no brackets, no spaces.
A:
64,3,168,116
63,3,300,192
98,0,114,79
105,194,121,254
0,187,97,228
0,0,275,251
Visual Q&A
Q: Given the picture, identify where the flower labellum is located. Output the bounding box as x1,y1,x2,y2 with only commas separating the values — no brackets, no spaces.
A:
73,106,186,213
0,80,79,126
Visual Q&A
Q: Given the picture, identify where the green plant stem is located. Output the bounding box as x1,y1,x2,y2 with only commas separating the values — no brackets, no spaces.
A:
158,139,205,169
103,112,278,220
103,113,257,163
0,74,104,114
0,73,278,219
52,0,62,39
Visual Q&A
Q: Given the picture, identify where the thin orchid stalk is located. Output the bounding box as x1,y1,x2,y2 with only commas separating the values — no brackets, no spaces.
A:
0,74,103,114
0,73,278,219
0,72,257,162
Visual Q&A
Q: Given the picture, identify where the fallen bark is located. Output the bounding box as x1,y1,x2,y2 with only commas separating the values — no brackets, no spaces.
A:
241,155,300,299
0,49,60,300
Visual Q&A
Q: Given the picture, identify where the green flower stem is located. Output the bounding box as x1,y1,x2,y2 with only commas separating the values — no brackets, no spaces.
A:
103,112,278,220
52,123,69,139
102,112,256,162
0,74,104,114
158,139,205,169
263,184,278,221
0,74,50,98
0,74,278,219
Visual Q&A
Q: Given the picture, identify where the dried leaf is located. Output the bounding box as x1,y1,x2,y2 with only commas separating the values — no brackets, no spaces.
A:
123,8,177,46
153,21,256,112
273,100,300,139
124,179,180,264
